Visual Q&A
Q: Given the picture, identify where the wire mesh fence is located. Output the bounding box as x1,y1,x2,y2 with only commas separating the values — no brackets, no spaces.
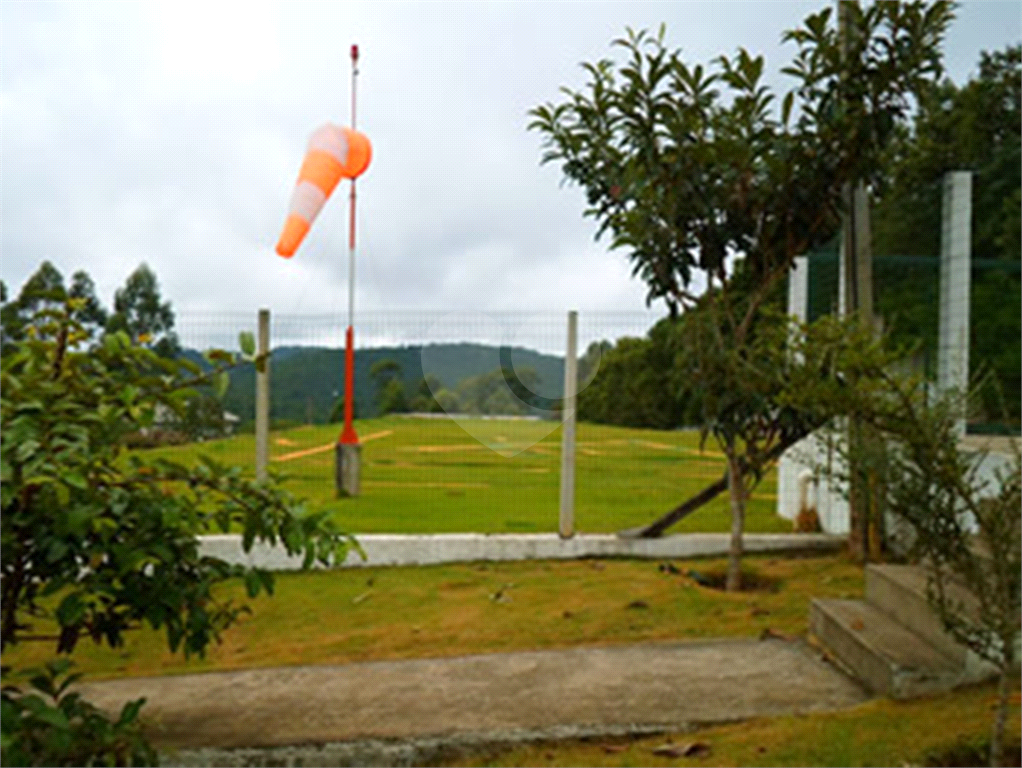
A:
805,249,1020,435
170,309,740,536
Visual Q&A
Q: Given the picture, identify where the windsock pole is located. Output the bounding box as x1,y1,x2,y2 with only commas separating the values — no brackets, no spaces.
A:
340,43,360,447
337,43,361,496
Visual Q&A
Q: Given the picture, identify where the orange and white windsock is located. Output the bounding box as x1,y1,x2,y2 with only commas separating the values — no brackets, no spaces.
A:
276,123,372,258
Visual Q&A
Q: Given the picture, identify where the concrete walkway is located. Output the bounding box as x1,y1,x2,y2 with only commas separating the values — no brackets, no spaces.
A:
79,638,868,765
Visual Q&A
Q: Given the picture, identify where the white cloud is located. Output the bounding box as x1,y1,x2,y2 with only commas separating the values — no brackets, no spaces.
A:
2,0,1019,342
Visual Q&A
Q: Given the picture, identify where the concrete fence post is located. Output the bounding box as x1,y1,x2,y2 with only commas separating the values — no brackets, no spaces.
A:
938,171,972,438
559,310,578,539
255,308,270,483
788,256,809,323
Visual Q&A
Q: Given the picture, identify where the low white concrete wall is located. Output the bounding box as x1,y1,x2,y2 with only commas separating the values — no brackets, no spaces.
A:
198,532,845,571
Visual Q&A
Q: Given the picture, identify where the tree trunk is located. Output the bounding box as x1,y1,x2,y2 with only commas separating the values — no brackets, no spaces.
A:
725,451,745,592
990,663,1010,767
617,471,729,539
618,430,812,540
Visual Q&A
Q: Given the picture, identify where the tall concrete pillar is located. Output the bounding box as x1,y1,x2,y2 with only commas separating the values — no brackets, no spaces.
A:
938,171,972,437
559,310,578,539
788,256,809,323
255,308,270,483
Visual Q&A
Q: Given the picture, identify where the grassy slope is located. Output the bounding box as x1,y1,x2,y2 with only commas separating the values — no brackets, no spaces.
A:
140,417,786,535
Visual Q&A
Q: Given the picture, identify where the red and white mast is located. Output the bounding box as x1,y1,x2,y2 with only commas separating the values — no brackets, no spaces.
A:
339,43,360,447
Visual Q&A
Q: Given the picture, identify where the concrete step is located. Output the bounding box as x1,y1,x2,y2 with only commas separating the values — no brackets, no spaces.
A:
809,598,969,699
865,564,976,665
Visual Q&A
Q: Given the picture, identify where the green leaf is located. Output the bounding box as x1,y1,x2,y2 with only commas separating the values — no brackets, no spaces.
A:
254,352,270,375
213,371,229,399
15,440,40,462
117,697,147,726
243,570,260,598
257,569,274,596
238,331,256,357
20,695,70,731
781,91,794,126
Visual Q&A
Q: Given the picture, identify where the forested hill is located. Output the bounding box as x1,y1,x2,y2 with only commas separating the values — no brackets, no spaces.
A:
217,342,564,426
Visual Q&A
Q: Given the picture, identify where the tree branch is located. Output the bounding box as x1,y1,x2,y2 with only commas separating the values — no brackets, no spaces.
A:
618,425,815,539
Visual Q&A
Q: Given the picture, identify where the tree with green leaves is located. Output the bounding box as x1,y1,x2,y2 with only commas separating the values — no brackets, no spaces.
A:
577,325,687,430
369,358,408,415
67,271,108,341
106,263,179,358
530,1,953,588
455,366,542,416
1,298,357,765
2,262,67,353
409,375,444,413
2,263,110,355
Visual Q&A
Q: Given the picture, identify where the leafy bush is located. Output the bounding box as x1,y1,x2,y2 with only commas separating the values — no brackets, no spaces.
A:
1,299,359,764
1,659,156,767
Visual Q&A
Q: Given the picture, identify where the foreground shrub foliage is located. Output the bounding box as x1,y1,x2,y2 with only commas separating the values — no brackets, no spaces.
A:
0,300,358,765
1,660,155,767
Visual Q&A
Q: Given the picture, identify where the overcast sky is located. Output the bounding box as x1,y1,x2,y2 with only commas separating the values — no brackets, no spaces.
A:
2,0,1019,336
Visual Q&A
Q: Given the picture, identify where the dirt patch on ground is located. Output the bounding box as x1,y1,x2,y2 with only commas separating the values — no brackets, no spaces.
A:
688,567,782,593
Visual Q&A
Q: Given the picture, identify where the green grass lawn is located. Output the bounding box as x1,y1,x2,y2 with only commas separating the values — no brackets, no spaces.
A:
9,553,1016,768
441,679,1021,767
140,417,786,535
4,554,860,681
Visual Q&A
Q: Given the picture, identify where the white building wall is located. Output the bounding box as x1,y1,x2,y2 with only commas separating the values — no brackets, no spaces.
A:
777,432,851,534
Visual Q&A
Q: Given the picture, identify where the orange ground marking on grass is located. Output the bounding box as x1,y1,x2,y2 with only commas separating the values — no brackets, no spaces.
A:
363,481,489,489
272,443,334,462
632,439,727,459
272,430,394,463
398,444,485,454
360,429,395,443
274,438,298,446
526,444,557,456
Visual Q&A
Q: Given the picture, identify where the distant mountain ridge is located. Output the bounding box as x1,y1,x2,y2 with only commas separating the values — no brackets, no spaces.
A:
216,342,565,426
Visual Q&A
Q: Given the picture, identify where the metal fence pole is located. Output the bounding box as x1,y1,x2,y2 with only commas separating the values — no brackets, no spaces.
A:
256,308,270,483
559,310,578,539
